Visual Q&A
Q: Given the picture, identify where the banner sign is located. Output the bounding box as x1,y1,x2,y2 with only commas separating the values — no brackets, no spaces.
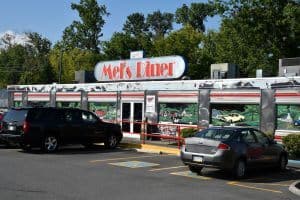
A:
94,56,186,82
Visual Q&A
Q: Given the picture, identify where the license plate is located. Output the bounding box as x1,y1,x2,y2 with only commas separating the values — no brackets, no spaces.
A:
193,156,203,163
8,125,16,131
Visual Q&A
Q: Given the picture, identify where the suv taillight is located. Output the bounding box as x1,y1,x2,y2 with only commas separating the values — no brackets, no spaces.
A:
23,121,30,134
217,143,230,150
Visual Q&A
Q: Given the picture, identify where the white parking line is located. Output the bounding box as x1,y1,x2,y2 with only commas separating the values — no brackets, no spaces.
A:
149,166,186,172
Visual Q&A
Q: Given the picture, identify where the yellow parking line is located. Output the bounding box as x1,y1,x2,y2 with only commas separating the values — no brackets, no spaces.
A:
149,166,186,172
254,183,290,187
227,181,282,193
89,155,167,163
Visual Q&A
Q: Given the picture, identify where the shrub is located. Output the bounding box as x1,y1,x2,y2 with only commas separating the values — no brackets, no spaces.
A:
282,134,300,158
180,128,199,138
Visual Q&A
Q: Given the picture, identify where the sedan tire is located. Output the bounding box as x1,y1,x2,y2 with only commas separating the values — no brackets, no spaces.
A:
277,154,287,171
233,159,246,179
188,165,203,174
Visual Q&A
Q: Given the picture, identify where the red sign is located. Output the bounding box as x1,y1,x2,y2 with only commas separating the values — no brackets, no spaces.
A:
94,56,186,82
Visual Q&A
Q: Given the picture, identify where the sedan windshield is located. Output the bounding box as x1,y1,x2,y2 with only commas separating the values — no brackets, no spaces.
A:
195,128,235,141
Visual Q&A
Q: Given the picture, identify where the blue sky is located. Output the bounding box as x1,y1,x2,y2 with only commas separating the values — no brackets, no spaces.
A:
0,0,220,44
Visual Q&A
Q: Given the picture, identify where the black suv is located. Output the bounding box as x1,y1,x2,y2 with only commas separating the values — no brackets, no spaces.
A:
0,107,122,152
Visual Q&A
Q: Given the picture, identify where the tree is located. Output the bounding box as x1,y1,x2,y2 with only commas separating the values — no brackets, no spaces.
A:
175,3,217,32
49,46,101,83
213,0,300,76
151,25,210,79
123,13,149,37
62,0,109,53
146,11,174,38
0,32,54,86
21,32,54,84
103,32,140,60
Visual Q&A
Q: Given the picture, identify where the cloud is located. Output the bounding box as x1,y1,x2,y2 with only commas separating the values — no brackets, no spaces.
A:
0,30,31,49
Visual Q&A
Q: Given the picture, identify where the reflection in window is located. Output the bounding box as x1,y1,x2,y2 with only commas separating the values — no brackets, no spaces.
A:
211,104,260,127
159,103,197,125
56,102,81,108
277,105,300,130
89,102,116,122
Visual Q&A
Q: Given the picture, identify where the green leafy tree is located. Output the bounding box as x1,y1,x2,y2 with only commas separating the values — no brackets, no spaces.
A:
151,25,212,79
123,13,149,37
0,32,54,86
103,32,140,60
49,46,101,83
146,11,174,38
62,0,109,53
20,32,54,84
213,0,300,76
175,3,217,32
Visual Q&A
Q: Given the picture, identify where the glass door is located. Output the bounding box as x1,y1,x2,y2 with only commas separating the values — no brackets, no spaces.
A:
121,102,143,133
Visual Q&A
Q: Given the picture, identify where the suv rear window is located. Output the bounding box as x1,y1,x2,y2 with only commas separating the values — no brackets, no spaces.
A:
3,109,28,124
195,128,235,141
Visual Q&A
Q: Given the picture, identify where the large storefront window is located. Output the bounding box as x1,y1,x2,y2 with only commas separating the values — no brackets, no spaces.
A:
211,104,260,127
28,101,49,107
277,105,300,130
89,102,117,122
159,103,198,125
14,101,22,108
56,102,81,108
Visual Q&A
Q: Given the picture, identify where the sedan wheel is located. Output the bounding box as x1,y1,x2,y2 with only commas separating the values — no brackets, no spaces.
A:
278,155,287,171
234,159,246,179
43,135,58,153
105,134,118,149
188,165,203,175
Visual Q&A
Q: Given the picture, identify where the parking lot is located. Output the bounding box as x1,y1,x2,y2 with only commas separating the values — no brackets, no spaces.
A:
0,145,299,200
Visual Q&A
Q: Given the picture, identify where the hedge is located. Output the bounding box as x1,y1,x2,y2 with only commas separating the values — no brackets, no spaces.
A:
282,134,300,158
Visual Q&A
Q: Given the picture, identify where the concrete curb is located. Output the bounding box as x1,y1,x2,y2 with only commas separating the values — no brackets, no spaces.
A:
289,181,300,196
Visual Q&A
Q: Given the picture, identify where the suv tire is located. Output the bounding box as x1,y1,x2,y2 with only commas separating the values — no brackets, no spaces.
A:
233,159,246,179
42,135,59,153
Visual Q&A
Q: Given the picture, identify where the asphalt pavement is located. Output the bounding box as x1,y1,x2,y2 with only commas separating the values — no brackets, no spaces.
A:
0,144,299,200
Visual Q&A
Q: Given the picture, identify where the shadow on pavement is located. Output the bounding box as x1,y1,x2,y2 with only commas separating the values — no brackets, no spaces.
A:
199,167,300,183
18,144,134,155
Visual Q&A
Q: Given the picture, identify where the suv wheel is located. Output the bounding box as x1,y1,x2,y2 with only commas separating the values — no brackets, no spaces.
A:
43,135,58,153
188,165,203,174
233,159,246,179
105,134,118,149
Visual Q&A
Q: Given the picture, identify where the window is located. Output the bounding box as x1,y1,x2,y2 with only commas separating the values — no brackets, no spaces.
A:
240,130,256,143
82,111,98,123
13,101,22,108
276,104,300,130
64,110,82,123
56,102,81,108
89,102,116,121
252,130,269,145
195,129,234,141
211,104,259,127
159,103,197,124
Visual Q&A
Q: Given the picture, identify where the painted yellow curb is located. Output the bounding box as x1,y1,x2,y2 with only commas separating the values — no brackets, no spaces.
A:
141,144,180,155
119,143,142,149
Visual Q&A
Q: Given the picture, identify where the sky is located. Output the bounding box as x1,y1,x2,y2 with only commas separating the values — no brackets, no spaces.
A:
0,0,220,44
